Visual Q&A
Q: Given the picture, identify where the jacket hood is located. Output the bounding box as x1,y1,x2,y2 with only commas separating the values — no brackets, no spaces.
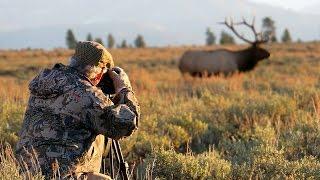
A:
29,64,79,98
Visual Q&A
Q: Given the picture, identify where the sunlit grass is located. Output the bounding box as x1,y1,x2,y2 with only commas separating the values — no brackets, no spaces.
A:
0,42,320,178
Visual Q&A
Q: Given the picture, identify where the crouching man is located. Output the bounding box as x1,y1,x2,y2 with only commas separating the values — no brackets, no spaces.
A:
16,41,140,179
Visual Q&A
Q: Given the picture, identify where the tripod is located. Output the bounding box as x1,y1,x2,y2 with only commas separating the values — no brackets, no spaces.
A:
102,138,130,180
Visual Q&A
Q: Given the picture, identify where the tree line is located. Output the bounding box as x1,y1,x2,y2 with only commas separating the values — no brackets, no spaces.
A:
66,17,293,49
206,17,293,46
66,31,146,49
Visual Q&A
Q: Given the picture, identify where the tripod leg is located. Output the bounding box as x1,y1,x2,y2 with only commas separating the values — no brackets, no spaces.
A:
112,140,121,163
109,143,114,179
113,140,129,180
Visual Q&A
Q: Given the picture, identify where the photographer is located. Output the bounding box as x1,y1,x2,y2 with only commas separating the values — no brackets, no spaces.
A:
16,41,140,179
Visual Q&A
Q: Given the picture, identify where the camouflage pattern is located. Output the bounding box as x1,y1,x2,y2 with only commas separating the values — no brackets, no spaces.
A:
72,41,114,68
16,63,140,179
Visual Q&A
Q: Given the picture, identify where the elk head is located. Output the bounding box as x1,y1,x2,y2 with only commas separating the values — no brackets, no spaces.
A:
221,18,270,61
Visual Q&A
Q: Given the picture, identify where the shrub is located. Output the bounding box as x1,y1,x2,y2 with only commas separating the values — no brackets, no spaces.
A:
146,148,231,179
0,100,25,145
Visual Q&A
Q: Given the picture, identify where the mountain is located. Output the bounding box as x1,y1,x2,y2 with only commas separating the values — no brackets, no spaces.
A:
0,0,319,49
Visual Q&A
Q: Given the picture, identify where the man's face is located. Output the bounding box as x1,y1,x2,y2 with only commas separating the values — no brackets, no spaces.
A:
91,66,107,86
91,55,114,86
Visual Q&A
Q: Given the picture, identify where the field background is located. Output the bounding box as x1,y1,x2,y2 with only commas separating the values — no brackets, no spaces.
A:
0,43,320,179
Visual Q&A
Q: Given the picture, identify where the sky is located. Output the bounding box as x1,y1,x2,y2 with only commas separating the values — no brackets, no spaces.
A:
0,0,318,32
249,0,319,11
0,0,319,48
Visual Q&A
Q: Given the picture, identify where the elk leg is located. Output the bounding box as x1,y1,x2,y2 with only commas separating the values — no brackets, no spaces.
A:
199,72,203,78
191,72,198,77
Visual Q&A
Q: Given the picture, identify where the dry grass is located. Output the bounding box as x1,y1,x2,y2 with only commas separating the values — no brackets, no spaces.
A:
0,42,320,179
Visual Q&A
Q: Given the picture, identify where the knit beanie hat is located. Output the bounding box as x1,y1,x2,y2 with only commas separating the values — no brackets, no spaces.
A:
71,41,114,68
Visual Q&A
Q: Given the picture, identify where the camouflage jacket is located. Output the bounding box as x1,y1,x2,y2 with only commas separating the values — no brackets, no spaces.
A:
16,63,140,179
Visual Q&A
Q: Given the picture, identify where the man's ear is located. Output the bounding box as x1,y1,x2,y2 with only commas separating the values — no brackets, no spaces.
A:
106,63,112,69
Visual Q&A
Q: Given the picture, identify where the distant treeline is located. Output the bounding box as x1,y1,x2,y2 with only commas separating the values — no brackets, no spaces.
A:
66,31,146,49
66,16,294,49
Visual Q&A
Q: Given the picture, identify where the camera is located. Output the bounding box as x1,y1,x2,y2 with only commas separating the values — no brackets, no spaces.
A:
97,69,120,94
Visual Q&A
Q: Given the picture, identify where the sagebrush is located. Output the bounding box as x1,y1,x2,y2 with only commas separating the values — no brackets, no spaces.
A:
0,43,320,179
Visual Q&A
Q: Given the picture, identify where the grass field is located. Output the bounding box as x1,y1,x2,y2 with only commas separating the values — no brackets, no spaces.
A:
0,42,320,179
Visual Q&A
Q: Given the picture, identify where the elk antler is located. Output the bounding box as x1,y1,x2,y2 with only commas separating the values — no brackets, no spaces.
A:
219,17,268,45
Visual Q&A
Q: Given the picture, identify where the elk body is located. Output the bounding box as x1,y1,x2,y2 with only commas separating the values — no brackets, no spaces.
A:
179,19,270,77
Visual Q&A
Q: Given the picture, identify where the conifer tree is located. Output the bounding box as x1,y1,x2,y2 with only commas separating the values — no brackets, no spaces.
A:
281,28,292,43
219,31,235,45
206,28,216,45
66,29,77,49
86,33,93,41
262,17,277,42
121,40,128,48
134,35,146,48
107,34,115,48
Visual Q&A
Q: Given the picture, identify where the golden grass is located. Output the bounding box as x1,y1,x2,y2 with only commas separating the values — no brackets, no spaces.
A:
0,42,320,178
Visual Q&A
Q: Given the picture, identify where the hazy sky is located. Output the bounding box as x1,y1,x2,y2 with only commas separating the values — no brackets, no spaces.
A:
249,0,319,11
0,0,319,48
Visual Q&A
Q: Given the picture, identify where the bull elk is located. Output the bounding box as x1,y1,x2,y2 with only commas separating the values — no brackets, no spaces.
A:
179,18,270,77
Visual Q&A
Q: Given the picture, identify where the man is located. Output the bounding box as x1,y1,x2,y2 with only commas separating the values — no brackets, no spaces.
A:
16,41,140,179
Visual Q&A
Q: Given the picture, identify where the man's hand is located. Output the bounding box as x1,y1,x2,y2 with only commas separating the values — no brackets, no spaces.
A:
108,67,132,94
